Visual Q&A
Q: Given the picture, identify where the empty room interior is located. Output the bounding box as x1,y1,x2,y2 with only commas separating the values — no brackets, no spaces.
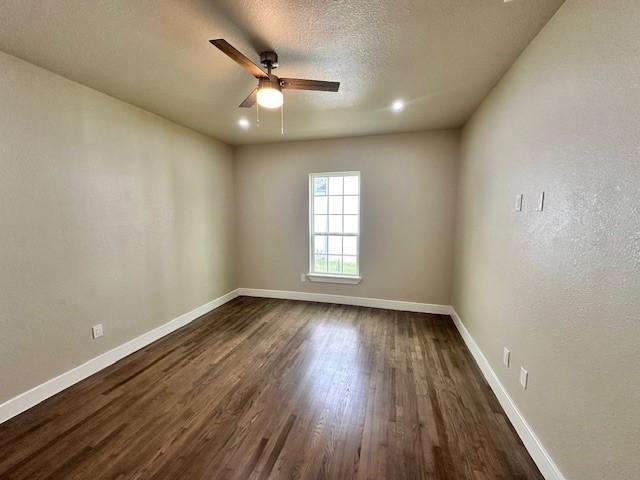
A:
0,1,638,479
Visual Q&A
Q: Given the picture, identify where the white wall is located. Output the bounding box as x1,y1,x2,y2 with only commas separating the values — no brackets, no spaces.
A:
452,1,640,479
234,131,459,305
0,52,236,403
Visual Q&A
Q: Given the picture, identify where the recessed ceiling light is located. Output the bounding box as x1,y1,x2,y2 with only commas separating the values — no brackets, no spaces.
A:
238,118,250,129
391,99,405,113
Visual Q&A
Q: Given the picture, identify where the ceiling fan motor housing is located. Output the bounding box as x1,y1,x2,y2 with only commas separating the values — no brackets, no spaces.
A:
260,51,278,69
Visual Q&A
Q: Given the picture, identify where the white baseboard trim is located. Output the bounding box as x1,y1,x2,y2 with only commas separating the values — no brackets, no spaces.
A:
0,288,240,425
449,307,566,480
238,288,451,315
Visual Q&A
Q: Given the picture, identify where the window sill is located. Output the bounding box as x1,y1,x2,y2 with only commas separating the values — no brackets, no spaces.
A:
307,273,362,285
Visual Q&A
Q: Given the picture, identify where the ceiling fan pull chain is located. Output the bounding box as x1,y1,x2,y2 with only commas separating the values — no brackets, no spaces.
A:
256,101,260,126
281,101,284,135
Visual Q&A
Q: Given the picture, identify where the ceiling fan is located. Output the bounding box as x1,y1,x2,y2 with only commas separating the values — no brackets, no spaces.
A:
209,39,340,110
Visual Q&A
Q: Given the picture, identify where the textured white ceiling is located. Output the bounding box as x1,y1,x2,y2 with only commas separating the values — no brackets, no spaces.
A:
0,0,564,145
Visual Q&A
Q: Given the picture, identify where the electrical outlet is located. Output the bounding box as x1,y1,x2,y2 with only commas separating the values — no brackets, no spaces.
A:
515,194,523,212
503,348,510,367
92,324,103,339
300,273,307,282
520,366,528,389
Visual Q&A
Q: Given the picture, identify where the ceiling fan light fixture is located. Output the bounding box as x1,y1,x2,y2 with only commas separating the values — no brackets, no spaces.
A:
257,87,283,109
257,77,283,109
209,39,339,111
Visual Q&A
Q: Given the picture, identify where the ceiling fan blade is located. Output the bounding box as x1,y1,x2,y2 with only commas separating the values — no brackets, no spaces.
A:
239,87,258,108
209,39,268,79
280,78,340,92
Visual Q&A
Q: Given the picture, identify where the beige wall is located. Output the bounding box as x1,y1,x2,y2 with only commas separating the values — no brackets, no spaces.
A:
0,52,236,403
452,1,640,479
234,131,459,304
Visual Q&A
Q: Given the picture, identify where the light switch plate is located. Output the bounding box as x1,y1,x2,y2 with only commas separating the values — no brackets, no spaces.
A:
300,273,307,282
520,366,528,389
535,192,545,212
503,348,510,367
515,194,523,212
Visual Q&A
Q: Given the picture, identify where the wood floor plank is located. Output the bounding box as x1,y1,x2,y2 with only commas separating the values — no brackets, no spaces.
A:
0,297,543,480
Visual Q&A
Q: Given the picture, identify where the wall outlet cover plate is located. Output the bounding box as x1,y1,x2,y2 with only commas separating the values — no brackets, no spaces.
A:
520,366,528,389
92,324,103,339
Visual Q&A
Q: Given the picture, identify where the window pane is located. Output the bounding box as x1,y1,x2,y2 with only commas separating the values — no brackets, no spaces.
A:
328,236,342,255
314,196,328,214
328,215,343,233
329,196,343,214
328,255,342,274
343,256,357,275
310,173,360,278
314,255,328,272
343,215,359,234
314,235,327,254
313,177,328,196
344,176,359,195
328,176,343,196
343,196,359,214
343,236,357,255
314,215,328,233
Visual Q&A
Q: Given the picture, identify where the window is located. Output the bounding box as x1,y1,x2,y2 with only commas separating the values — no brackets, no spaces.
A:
308,172,361,283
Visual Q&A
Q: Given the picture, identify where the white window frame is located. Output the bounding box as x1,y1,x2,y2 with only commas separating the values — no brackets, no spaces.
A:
307,171,362,284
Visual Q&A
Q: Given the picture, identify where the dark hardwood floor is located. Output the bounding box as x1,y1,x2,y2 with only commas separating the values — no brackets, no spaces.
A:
0,297,542,479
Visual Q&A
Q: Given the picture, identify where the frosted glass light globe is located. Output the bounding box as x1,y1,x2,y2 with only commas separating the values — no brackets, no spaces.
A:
257,87,283,109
